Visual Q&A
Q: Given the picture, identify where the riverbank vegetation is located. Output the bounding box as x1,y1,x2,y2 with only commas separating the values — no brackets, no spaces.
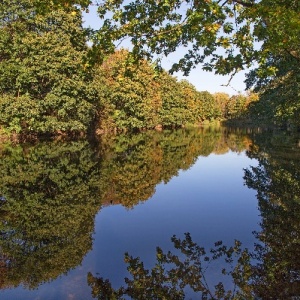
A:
0,0,299,139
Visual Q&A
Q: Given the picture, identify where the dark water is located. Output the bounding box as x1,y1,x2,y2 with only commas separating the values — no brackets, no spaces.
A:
0,127,299,299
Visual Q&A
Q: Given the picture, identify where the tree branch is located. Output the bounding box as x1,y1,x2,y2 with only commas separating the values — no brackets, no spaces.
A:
232,0,254,8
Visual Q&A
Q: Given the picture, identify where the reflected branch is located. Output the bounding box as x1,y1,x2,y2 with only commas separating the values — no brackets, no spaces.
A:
88,234,253,299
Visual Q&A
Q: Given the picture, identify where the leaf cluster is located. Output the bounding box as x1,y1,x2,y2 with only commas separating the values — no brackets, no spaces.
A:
95,0,299,77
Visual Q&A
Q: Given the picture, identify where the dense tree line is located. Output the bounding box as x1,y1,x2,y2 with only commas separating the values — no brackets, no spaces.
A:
93,49,258,132
0,0,297,137
93,0,299,129
0,0,96,135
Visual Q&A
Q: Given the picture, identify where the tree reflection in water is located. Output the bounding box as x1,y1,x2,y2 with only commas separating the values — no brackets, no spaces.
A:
88,130,300,299
87,234,252,299
0,127,253,291
0,128,299,298
244,131,300,298
0,141,102,289
98,127,253,209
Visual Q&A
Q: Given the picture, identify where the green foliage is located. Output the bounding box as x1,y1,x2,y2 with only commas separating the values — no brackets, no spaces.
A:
1,0,298,133
226,94,250,120
0,0,96,134
93,50,225,132
197,91,219,121
93,50,162,131
246,53,300,128
27,0,92,13
92,0,299,127
95,0,300,77
0,95,40,133
158,74,189,127
213,92,230,119
0,1,263,135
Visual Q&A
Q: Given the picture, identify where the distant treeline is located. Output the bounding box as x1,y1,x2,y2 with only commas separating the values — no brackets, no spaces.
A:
94,49,259,133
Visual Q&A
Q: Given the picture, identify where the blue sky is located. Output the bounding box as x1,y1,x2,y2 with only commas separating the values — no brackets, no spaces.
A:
83,6,248,95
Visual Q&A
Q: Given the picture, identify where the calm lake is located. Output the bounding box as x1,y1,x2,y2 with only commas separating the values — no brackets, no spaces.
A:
0,126,299,299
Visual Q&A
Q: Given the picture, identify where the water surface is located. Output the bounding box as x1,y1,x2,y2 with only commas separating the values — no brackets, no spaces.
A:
0,127,299,299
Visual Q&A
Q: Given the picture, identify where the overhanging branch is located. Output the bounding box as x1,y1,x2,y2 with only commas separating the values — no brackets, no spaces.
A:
219,0,254,8
232,0,254,8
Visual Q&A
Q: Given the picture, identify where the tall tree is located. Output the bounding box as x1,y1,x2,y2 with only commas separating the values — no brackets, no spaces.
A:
0,0,96,134
93,49,162,131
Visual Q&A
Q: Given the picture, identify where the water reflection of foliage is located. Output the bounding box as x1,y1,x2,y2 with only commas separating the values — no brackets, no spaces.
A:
0,128,297,298
0,141,102,289
89,130,300,299
87,233,251,299
244,131,300,298
99,127,253,208
0,127,255,291
87,233,252,300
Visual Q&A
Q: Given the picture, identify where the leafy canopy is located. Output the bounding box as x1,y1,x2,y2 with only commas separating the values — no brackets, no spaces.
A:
94,0,300,77
28,0,300,77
